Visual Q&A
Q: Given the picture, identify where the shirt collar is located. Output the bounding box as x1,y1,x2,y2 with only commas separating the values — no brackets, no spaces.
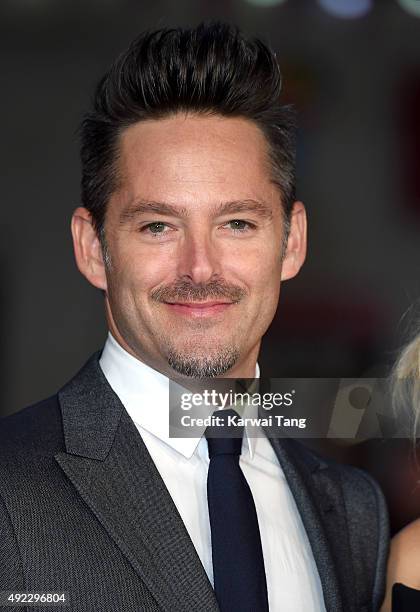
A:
99,332,260,459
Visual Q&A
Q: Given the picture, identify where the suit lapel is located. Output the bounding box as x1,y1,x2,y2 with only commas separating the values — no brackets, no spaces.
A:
267,435,356,612
55,353,219,612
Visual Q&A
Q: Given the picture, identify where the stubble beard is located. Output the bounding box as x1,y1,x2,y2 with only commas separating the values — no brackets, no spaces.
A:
166,344,240,378
161,324,239,377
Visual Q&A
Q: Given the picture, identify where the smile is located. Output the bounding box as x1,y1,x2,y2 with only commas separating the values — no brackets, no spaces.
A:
163,301,234,317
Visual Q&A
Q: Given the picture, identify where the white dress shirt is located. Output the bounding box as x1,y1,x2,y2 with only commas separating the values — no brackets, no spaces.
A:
100,332,326,611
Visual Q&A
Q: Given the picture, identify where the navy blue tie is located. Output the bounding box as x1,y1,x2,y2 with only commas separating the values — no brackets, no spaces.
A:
205,409,269,612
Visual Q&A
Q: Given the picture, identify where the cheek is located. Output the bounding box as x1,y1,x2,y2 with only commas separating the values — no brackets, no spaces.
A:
228,242,282,294
245,250,282,325
256,267,281,314
113,243,176,294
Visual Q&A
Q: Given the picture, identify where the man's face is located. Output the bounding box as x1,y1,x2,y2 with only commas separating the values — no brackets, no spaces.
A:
73,114,306,378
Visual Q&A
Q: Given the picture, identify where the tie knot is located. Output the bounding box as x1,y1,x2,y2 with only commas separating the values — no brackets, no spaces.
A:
204,409,244,458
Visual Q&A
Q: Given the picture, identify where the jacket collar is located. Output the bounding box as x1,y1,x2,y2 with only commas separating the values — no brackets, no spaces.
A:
59,351,122,460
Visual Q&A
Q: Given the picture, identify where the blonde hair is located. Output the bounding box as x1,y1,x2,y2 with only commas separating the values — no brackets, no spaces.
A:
391,332,420,438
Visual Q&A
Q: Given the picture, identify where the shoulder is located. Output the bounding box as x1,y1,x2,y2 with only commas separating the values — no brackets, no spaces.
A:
0,395,67,521
289,440,389,547
292,439,387,510
0,396,65,586
0,395,64,468
285,439,389,536
335,459,388,514
389,519,420,589
380,519,420,611
331,459,389,555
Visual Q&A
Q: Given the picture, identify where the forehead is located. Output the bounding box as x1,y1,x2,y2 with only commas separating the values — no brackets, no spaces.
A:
115,113,278,208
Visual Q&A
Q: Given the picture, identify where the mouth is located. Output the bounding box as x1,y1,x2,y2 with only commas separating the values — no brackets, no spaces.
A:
163,300,234,317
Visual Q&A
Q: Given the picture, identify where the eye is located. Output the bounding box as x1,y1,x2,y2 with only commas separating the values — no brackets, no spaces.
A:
224,220,255,232
138,221,175,240
146,222,167,234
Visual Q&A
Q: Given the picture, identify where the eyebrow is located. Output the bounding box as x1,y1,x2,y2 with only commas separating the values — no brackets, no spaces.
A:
214,199,273,219
119,198,273,225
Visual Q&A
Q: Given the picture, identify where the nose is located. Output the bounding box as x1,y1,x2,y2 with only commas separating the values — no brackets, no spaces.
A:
176,228,221,285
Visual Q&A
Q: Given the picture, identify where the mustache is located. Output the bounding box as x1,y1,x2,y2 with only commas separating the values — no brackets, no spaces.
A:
151,279,247,303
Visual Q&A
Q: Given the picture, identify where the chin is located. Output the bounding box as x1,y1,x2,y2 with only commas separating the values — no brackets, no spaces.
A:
165,344,240,379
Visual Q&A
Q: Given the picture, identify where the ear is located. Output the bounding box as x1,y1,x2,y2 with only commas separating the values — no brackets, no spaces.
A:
71,207,107,291
281,201,307,281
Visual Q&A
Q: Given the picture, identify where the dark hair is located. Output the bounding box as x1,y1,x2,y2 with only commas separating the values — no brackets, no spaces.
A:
80,21,297,239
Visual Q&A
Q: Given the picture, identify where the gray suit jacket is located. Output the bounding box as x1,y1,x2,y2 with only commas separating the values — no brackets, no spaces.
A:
0,353,389,611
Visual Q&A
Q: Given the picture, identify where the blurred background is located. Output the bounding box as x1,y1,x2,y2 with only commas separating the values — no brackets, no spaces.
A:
0,0,419,531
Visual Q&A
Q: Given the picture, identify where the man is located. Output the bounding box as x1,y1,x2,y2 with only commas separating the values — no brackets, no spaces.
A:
0,22,388,611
